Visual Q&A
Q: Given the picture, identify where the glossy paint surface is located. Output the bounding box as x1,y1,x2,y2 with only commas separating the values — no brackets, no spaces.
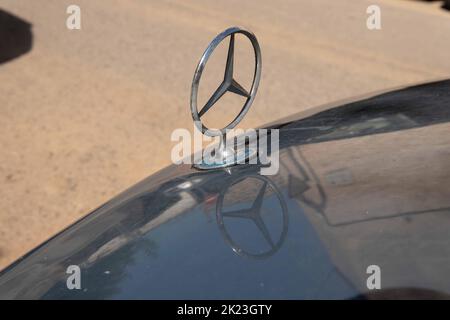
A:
0,80,449,299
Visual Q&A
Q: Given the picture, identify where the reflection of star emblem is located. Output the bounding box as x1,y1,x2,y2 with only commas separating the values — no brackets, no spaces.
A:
199,34,250,117
221,180,275,247
216,175,288,259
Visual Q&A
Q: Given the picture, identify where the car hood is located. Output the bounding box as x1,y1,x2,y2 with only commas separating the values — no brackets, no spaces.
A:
0,79,449,299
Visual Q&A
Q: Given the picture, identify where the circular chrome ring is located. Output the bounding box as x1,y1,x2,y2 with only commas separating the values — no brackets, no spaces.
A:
190,26,262,136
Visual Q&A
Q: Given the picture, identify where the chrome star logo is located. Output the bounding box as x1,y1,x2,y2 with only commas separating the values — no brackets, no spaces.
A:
190,27,262,136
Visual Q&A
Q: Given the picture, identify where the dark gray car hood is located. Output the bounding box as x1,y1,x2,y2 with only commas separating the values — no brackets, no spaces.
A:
0,79,449,299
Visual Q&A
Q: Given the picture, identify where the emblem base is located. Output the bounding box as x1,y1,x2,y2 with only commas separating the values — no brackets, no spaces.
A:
193,145,258,170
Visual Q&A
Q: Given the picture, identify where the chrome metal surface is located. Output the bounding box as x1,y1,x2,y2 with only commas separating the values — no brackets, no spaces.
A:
193,144,258,170
190,26,262,136
190,27,262,170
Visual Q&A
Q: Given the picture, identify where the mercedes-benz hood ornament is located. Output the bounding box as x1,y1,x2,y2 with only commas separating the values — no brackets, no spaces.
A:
190,26,262,170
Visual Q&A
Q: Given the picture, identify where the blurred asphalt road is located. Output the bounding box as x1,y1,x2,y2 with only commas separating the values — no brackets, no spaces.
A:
0,0,449,269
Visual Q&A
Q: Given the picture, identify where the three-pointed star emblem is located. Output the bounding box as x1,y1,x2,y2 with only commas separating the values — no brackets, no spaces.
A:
199,34,250,118
190,27,261,137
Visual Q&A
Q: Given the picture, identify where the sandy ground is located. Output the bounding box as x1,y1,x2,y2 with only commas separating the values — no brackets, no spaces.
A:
0,0,449,270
